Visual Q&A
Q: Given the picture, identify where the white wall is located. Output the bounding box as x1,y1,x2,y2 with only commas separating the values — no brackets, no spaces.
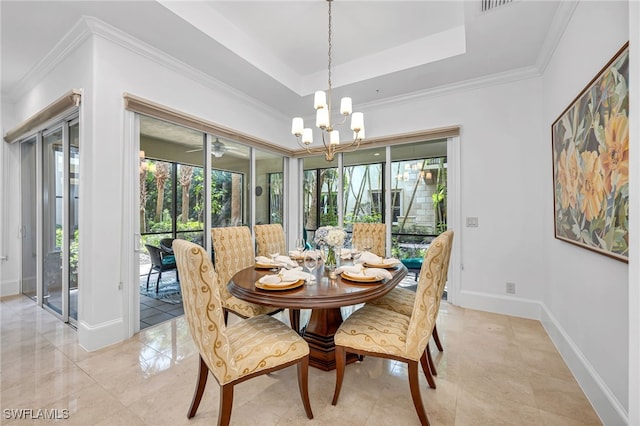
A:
366,77,547,315
0,98,19,296
541,1,629,423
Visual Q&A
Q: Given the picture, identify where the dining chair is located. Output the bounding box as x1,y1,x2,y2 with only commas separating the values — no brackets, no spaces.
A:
254,223,286,257
144,244,178,293
331,231,452,426
352,222,386,257
211,226,282,323
367,230,454,377
172,239,313,426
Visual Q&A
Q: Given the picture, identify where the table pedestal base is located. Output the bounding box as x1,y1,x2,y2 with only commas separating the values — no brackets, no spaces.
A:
302,307,359,371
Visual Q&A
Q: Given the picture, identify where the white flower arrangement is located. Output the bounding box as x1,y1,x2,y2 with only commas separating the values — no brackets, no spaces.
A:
314,226,347,248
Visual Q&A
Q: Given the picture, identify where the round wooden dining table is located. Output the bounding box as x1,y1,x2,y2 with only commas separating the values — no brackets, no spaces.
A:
228,262,408,371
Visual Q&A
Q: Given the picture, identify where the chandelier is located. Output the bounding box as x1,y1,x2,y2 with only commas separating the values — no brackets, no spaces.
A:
291,0,365,162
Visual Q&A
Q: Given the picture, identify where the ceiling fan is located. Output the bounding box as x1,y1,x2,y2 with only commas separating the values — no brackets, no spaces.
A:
186,137,234,158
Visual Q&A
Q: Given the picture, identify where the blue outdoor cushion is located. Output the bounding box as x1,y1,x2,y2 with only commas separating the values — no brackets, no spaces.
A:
401,257,423,269
162,255,176,266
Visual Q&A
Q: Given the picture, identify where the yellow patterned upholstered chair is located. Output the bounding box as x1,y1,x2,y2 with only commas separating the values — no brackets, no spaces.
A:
211,226,281,322
331,231,452,425
366,230,454,384
352,222,386,257
254,223,286,257
173,240,313,425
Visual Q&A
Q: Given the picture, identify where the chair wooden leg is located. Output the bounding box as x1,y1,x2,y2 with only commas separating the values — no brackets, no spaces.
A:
156,270,162,293
297,356,314,419
433,324,444,352
408,360,431,426
218,383,234,426
426,343,437,376
331,346,346,405
420,350,436,389
289,309,301,334
187,355,209,418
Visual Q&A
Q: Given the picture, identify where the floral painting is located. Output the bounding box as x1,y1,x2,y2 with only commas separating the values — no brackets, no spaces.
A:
552,43,628,262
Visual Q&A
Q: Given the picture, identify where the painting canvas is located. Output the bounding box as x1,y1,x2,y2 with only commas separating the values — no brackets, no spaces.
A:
552,43,629,262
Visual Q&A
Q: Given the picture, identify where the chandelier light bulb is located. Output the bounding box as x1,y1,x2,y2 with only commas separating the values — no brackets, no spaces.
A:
291,117,304,136
350,112,364,132
314,91,327,109
316,108,329,129
302,128,313,145
340,97,352,115
330,130,340,145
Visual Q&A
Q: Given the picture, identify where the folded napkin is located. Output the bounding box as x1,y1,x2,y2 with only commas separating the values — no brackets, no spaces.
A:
336,265,393,280
260,267,315,284
288,250,321,259
340,248,353,259
255,255,297,268
354,251,383,265
353,252,401,267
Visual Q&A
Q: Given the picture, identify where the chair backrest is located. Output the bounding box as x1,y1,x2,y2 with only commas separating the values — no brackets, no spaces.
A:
352,223,386,257
173,239,239,384
145,244,163,267
438,230,454,297
254,224,286,257
211,226,255,302
159,238,175,253
404,230,453,360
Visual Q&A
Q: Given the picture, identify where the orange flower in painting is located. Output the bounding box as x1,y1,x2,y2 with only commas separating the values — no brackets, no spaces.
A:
580,151,605,222
600,114,629,194
557,144,580,210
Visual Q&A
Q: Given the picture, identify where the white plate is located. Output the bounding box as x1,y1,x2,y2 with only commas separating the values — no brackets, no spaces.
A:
341,271,383,283
255,279,304,291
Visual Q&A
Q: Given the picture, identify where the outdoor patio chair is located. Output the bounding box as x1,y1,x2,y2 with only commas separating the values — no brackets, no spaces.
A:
145,244,179,293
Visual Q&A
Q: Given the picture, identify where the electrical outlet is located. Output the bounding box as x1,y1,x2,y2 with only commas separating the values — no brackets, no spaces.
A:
506,282,516,294
466,217,478,227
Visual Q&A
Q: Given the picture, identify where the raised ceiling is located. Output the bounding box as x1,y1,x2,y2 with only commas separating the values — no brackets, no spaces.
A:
2,0,569,151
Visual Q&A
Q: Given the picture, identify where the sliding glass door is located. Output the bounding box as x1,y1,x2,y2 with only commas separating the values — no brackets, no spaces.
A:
40,120,79,322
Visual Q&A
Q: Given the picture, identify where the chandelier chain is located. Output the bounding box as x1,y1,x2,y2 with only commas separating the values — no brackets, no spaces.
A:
327,0,333,118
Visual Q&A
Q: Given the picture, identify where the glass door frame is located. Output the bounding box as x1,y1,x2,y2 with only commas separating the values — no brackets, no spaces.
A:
23,113,79,325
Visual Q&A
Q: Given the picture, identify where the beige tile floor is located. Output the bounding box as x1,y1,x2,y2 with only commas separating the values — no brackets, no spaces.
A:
0,295,602,425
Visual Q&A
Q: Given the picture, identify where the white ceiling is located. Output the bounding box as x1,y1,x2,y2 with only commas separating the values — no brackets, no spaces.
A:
2,0,568,121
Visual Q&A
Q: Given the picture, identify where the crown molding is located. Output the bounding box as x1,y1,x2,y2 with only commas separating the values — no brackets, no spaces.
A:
5,18,92,102
362,65,541,112
5,16,288,123
535,1,579,73
85,17,284,121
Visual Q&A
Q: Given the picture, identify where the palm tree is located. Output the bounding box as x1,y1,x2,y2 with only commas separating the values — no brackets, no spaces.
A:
154,162,170,222
178,165,193,224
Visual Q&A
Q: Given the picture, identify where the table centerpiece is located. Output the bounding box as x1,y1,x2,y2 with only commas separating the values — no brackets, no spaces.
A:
314,226,347,272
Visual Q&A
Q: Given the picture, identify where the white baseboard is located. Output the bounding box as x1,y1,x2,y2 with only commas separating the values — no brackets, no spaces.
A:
77,317,124,352
540,304,628,426
1,279,20,297
456,289,541,319
455,289,627,425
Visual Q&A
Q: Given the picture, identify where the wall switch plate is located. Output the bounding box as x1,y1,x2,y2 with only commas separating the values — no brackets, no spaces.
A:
506,282,516,294
466,217,478,227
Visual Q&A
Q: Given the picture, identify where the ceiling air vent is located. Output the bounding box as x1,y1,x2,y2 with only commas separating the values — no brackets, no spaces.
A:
481,0,513,12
